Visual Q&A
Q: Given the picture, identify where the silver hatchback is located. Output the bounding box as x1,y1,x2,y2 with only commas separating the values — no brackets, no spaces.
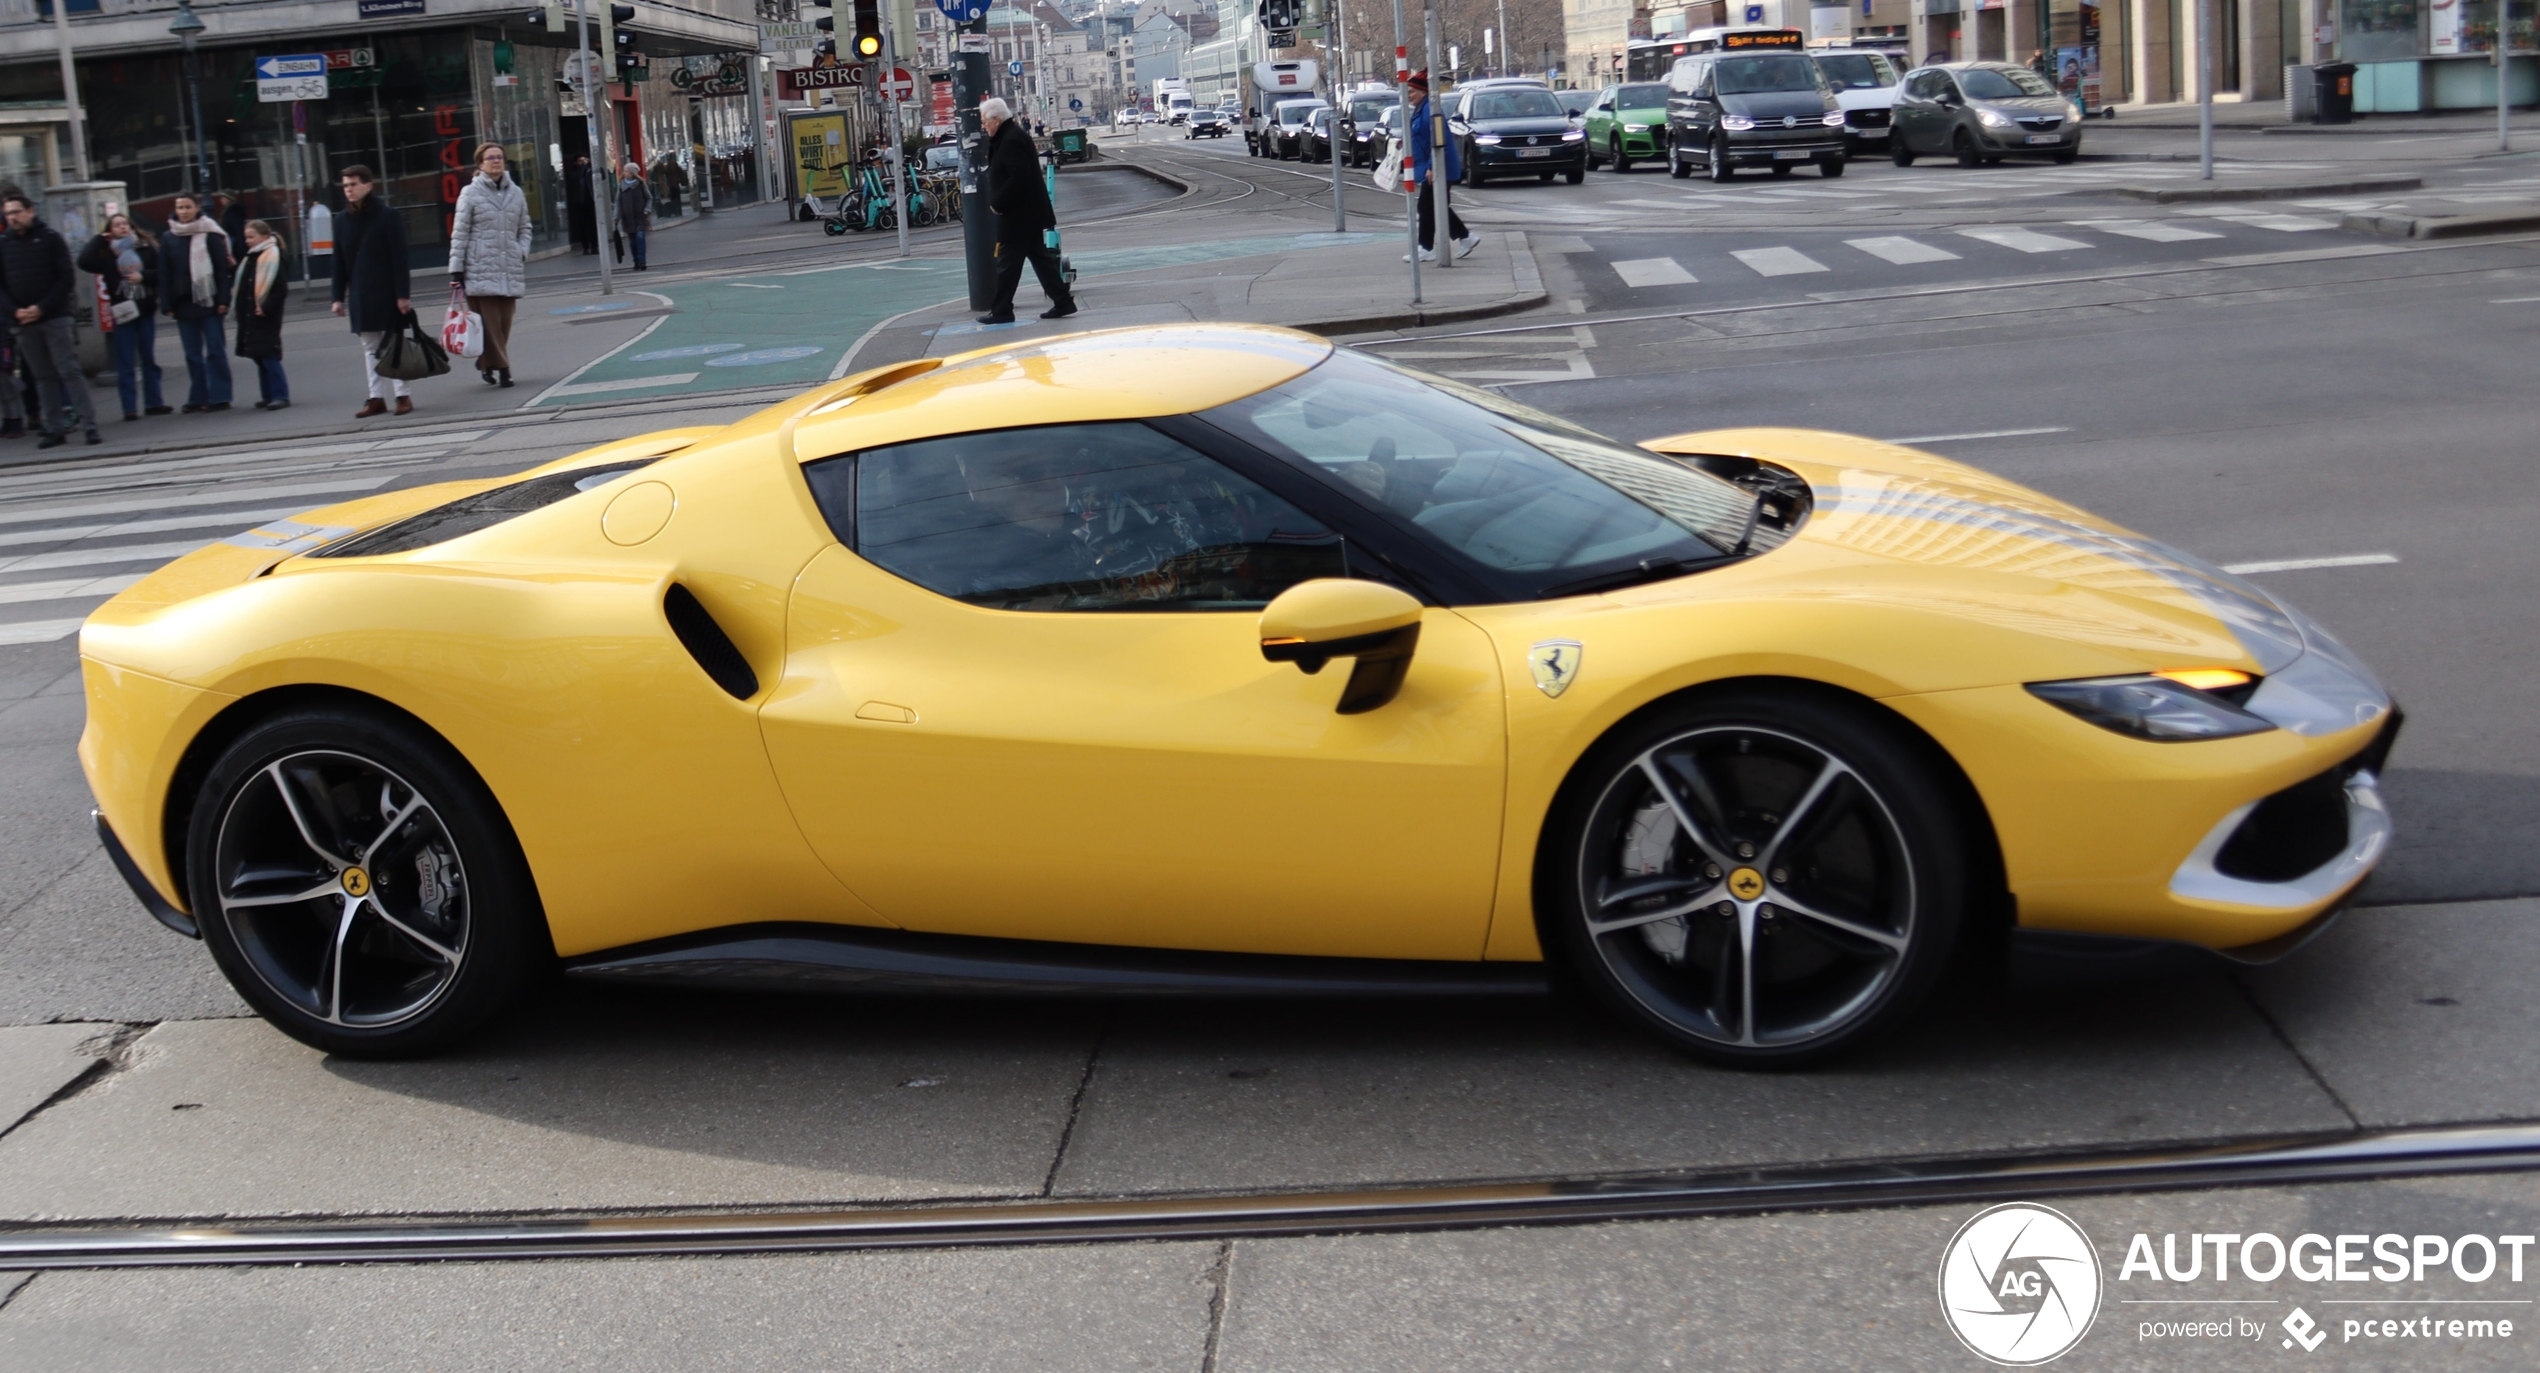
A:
1890,62,2084,167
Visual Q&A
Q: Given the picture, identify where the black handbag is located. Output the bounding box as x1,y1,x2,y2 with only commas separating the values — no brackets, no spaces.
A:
372,310,451,381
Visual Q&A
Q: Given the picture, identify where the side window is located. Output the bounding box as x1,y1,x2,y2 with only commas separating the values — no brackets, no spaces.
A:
804,422,1347,613
1906,70,1940,99
1693,63,1716,100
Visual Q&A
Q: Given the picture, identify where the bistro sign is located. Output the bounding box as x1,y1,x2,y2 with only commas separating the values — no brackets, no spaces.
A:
778,65,866,96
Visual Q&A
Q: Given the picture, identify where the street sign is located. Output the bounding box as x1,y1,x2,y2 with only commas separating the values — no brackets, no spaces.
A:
323,48,376,69
1007,59,1023,75
1069,97,1082,110
779,65,866,95
1743,3,1765,21
957,33,993,53
356,0,425,18
880,67,916,100
256,54,330,103
934,0,988,22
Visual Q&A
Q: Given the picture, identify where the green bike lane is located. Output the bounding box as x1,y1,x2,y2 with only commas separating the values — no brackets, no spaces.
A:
528,233,1383,407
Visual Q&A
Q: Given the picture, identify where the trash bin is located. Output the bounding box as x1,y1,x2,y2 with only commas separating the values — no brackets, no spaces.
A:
2314,62,2357,125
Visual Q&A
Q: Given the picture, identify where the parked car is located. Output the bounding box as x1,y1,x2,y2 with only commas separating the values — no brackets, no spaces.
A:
1448,84,1588,186
1664,48,1847,181
1188,108,1233,138
1343,91,1400,167
1890,61,2085,166
1298,106,1341,163
1249,96,1320,157
1583,82,1672,172
1812,47,1903,154
1272,99,1328,159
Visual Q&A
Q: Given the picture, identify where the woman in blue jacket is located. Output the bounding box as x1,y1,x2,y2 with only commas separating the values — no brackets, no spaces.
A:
1406,72,1478,262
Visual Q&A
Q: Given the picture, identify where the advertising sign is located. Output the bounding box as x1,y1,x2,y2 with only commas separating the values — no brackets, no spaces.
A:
780,65,867,96
787,110,852,199
1252,60,1318,91
759,19,822,52
930,77,956,129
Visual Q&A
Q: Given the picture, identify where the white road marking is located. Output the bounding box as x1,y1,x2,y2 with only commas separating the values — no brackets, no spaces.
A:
2241,214,2339,232
2492,295,2540,303
0,506,309,551
0,539,210,576
2220,553,2399,574
1731,246,1829,276
543,372,704,398
1612,257,1698,287
1883,426,2072,443
1957,226,2093,254
2069,218,2224,242
1845,236,1961,264
0,478,393,530
0,618,84,645
0,574,149,605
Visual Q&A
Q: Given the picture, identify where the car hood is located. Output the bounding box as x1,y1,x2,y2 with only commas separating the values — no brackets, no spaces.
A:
1721,90,1836,119
1615,104,1668,122
1832,88,1898,111
1643,428,2389,736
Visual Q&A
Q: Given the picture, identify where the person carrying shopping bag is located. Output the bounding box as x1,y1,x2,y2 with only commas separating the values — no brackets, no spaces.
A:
1404,72,1479,264
159,192,235,413
329,165,414,418
977,97,1075,325
232,219,289,411
447,142,532,388
77,212,170,422
615,162,652,270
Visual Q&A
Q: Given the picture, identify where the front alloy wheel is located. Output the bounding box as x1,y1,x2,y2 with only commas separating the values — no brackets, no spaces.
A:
1707,135,1736,183
1546,689,1968,1066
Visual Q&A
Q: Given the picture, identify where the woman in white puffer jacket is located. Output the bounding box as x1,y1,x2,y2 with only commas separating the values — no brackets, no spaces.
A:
448,142,534,388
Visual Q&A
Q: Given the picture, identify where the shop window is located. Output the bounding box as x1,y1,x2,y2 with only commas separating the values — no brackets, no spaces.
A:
2341,0,2423,60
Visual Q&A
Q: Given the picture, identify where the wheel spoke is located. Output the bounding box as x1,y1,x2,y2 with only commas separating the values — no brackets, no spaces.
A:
324,895,359,1025
266,762,352,870
1634,752,1738,870
359,897,461,966
1734,904,1758,1046
1758,755,1851,871
1586,888,1723,937
1595,873,1714,910
361,788,428,868
222,878,344,911
1773,891,1908,952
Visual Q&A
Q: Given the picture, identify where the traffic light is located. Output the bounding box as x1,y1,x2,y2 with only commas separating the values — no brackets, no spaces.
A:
534,1,563,33
853,0,882,59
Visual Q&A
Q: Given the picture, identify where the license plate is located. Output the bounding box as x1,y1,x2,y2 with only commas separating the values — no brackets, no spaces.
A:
1773,149,1810,159
2025,134,2061,145
1517,147,1552,158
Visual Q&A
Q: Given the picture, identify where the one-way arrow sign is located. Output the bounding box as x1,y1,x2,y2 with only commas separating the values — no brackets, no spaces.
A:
255,54,328,79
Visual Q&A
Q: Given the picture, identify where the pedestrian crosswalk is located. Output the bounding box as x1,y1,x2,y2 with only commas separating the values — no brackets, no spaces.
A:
0,431,488,647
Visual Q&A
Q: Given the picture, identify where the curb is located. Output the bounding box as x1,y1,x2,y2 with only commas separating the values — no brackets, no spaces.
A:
2264,120,2540,136
2112,173,2421,203
1075,159,1191,196
2342,205,2540,239
1297,231,1547,336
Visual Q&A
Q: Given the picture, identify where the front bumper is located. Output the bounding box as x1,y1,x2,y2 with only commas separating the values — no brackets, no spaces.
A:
1721,134,1847,165
1473,142,1588,171
1976,123,2080,153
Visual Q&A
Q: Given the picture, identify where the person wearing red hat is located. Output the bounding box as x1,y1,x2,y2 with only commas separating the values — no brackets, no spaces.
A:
1404,72,1479,263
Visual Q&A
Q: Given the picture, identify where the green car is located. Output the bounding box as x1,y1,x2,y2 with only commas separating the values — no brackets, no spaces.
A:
1582,82,1673,173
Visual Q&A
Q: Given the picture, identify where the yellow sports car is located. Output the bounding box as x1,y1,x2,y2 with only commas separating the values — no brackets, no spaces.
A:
79,326,2396,1065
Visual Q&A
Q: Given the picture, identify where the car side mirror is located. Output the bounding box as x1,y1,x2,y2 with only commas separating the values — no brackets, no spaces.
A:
1259,579,1423,715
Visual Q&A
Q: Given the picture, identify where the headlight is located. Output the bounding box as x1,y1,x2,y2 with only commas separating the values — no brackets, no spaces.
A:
1473,134,1502,145
1721,115,1755,130
1561,129,1585,140
1978,109,2012,127
1822,110,1848,126
1623,122,1649,132
2072,101,2087,122
2027,673,2275,742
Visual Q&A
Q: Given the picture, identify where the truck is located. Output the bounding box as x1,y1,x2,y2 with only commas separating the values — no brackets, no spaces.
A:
1154,78,1194,124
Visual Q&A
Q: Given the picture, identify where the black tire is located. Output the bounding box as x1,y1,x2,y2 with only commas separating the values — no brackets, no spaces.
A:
1771,162,1796,177
1463,148,1483,186
1540,685,1970,1068
1670,148,1693,178
185,703,546,1059
2053,147,2079,164
1891,139,1916,167
1706,135,1735,183
1611,137,1630,173
1820,155,1846,178
1539,170,1555,182
1954,130,1982,168
1564,163,1585,185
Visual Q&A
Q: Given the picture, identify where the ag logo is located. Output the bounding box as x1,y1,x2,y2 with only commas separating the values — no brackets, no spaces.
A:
1938,1203,2101,1365
1527,640,1582,698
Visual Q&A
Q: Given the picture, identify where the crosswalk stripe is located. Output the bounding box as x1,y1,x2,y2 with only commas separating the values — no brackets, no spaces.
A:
0,618,84,646
0,573,148,606
1612,257,1698,287
0,538,210,577
1957,226,2092,254
2069,218,2224,242
1732,246,1828,276
0,477,391,531
0,507,307,552
1845,236,1961,264
2238,214,2338,232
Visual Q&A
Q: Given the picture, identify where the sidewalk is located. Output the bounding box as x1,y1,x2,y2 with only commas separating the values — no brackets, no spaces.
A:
2106,96,2540,133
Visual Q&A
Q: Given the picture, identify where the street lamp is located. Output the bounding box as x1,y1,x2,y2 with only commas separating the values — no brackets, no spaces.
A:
169,0,213,194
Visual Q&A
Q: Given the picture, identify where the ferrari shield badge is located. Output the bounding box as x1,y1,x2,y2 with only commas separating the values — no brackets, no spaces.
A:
1528,640,1583,698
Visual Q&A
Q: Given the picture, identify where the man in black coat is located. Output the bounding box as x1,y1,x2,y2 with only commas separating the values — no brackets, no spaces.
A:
567,156,598,254
979,98,1075,325
329,166,415,418
0,192,99,447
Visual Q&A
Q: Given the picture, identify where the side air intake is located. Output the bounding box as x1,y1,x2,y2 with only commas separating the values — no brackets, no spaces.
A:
663,584,759,700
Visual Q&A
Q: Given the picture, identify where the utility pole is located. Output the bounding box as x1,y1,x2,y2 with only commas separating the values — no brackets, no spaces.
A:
886,18,908,256
1394,0,1417,301
2501,27,2515,152
1494,0,1507,76
2196,0,2214,179
957,12,995,310
1328,0,1346,232
1424,5,1449,270
576,0,616,294
51,0,90,182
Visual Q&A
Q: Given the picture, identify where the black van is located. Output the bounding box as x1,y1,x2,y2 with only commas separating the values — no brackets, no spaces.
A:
1665,49,1849,182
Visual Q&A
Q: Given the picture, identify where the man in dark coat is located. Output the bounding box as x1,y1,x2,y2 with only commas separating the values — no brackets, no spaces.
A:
0,192,99,448
329,165,415,418
567,155,599,254
614,162,652,270
979,98,1075,325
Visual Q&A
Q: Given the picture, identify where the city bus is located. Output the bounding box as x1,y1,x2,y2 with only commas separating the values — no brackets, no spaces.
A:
1624,27,1807,81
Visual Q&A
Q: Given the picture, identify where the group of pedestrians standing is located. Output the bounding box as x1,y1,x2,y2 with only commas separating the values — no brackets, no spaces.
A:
562,156,654,272
0,142,536,447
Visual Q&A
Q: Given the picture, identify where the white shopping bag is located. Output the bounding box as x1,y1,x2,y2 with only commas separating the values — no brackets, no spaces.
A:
442,283,485,360
1373,138,1405,193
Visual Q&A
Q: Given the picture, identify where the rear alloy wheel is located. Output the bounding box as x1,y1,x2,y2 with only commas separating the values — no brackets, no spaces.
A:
1545,688,1969,1067
1707,135,1736,183
188,706,544,1058
1954,129,1982,168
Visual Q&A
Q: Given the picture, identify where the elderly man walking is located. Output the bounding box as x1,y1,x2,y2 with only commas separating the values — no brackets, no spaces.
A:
977,97,1076,325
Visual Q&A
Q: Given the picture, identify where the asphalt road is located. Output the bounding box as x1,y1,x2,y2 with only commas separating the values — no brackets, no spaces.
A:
2,118,2537,1369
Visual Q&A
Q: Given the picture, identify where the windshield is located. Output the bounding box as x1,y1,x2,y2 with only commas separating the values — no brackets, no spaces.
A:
1814,53,1896,89
924,146,961,170
1277,102,1321,126
1959,66,2058,99
1350,99,1394,121
1204,352,1759,600
1713,54,1828,95
1469,89,1567,119
1617,83,1672,108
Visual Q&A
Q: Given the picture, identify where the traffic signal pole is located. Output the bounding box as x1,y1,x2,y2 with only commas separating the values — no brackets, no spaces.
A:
576,0,616,295
957,15,996,310
1327,0,1346,233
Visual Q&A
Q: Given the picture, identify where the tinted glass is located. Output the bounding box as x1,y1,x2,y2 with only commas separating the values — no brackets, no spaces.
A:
1959,66,2058,98
1618,83,1672,107
1713,54,1826,94
1470,90,1567,118
311,459,661,558
811,423,1345,613
1814,53,1895,89
1350,99,1394,121
1205,353,1755,600
1559,89,1597,113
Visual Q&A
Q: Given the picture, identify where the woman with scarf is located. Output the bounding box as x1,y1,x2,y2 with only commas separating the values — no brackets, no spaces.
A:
447,143,533,388
157,192,235,413
76,212,170,422
232,219,290,410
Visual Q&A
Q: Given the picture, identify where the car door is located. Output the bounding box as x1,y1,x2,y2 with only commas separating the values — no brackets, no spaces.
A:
759,420,1510,962
1586,87,1615,150
1897,69,1938,150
